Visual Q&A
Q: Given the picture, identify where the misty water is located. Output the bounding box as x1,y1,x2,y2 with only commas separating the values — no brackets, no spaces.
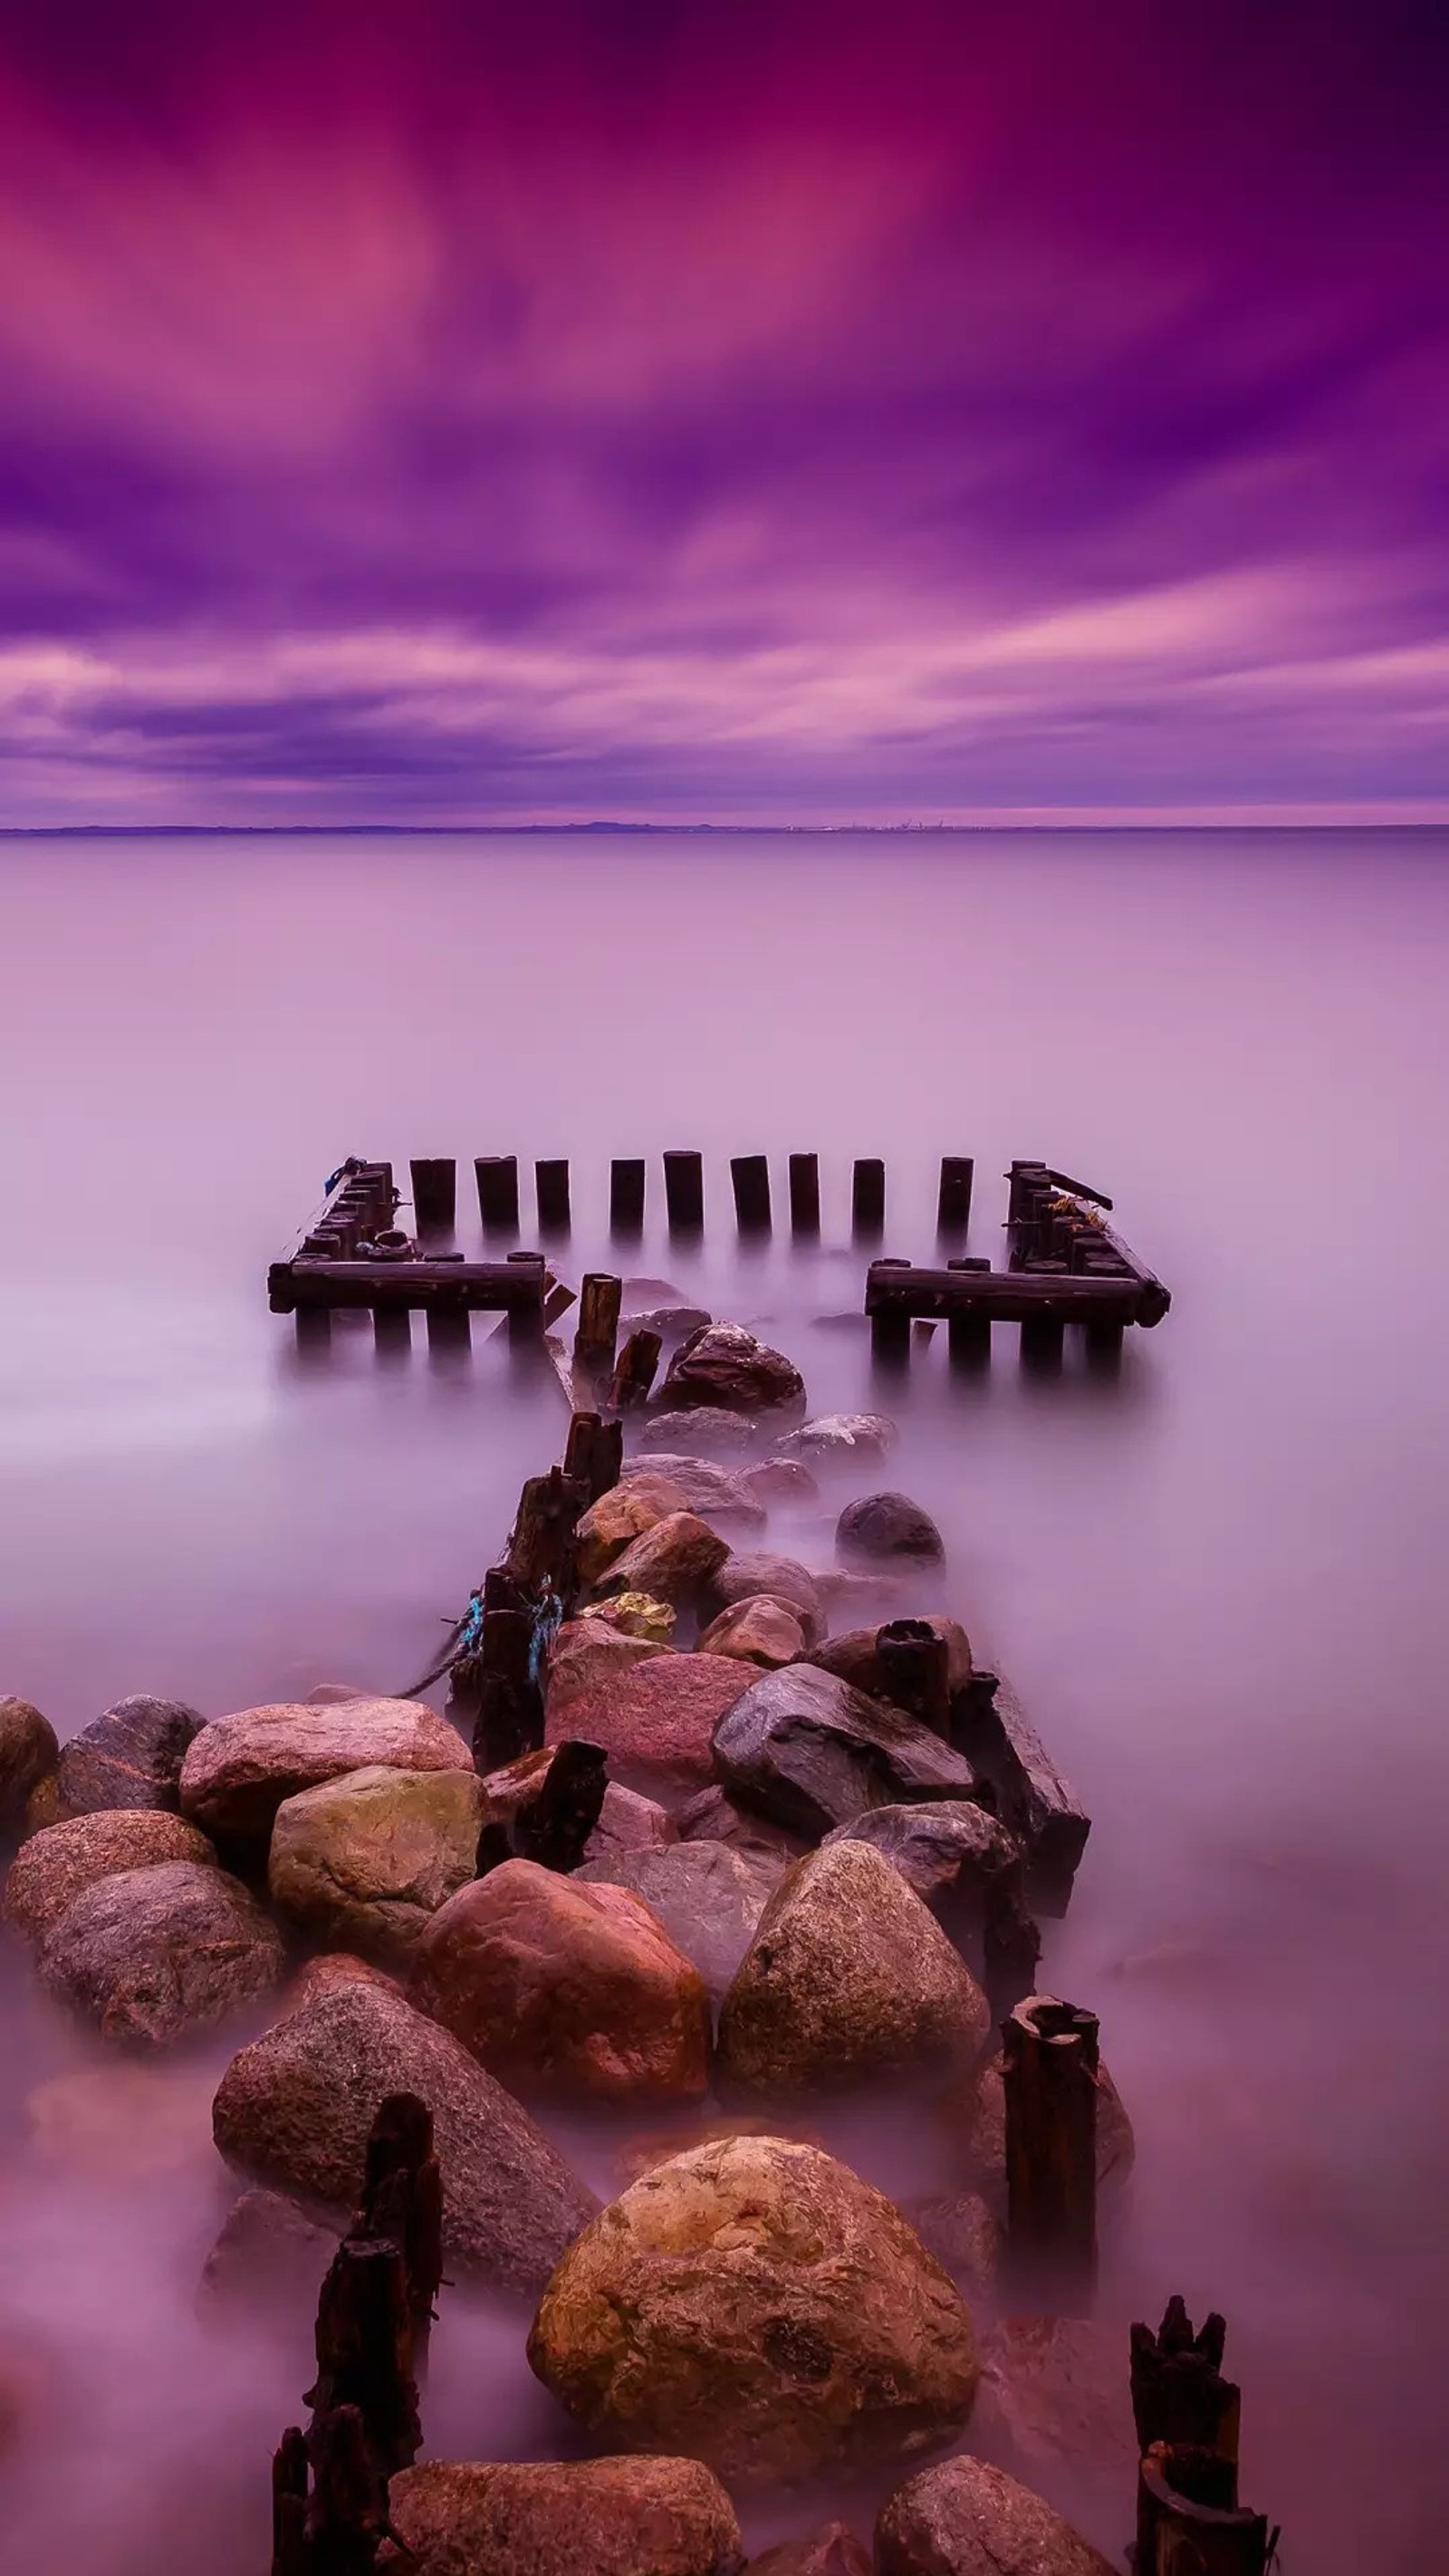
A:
1,827,1446,2571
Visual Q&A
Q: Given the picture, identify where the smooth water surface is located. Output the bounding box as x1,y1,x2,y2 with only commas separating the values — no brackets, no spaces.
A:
1,829,1446,2569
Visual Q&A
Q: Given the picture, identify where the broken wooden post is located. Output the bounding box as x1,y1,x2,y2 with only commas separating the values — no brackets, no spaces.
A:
609,1157,646,1235
505,1466,584,1600
563,1409,623,1503
952,1669,1090,1915
472,1564,543,1773
305,2402,390,2575
731,1154,772,1232
937,1156,974,1235
1131,2298,1241,2464
852,1157,886,1238
663,1149,705,1233
1003,1994,1099,2308
875,1619,951,1735
309,2234,420,2477
359,2094,444,2371
607,1327,662,1413
513,1739,609,1870
788,1151,820,1236
535,1158,571,1234
573,1273,622,1394
272,2425,311,2576
1137,2446,1274,2574
408,1159,456,1232
475,1155,519,1231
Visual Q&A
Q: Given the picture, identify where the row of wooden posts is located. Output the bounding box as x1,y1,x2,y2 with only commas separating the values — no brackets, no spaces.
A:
400,1150,975,1240
270,1414,1272,2572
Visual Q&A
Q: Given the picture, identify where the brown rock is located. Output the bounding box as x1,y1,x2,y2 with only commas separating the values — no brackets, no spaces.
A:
697,1598,806,1668
528,2134,978,2485
641,1408,759,1456
3,1809,218,1943
811,1616,972,1706
305,1681,375,1704
717,1842,990,2102
658,1322,805,1417
57,1695,205,1816
212,1979,597,2292
379,2456,744,2576
0,1697,59,1828
587,1779,678,1859
544,1652,753,1791
906,2194,1003,2304
747,2526,869,2576
971,2318,1137,2496
544,1626,669,1732
619,1455,769,1533
409,1858,712,2107
198,2187,342,2326
711,1666,979,1842
612,2111,826,2191
600,1511,731,1608
575,1477,691,1583
274,1951,401,2018
705,1554,825,1642
875,2455,1115,2574
772,1413,897,1467
574,1841,784,2006
948,2048,1136,2216
39,1860,284,2047
741,1458,820,1508
22,1770,66,1835
268,1763,486,1963
676,1783,807,1865
178,1697,466,1840
836,1494,944,1566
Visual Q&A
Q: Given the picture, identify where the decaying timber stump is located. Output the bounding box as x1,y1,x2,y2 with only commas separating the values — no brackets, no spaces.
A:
505,1466,585,1601
607,1327,662,1413
1131,2295,1241,2462
1137,2443,1275,2573
562,1408,623,1504
512,1739,609,1870
471,1564,543,1774
1003,1994,1099,2308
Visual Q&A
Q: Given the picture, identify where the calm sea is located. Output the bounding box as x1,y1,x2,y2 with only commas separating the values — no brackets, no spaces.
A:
1,827,1445,2569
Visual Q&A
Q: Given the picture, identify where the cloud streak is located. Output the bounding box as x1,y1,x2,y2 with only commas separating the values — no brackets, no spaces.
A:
0,0,1445,822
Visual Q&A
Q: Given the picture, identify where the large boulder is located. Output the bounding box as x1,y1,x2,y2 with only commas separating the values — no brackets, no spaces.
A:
268,1764,486,1964
641,1409,759,1456
574,1841,784,2006
0,1697,59,1830
949,2047,1136,2216
620,1455,768,1533
575,1477,692,1584
747,2529,869,2576
772,1415,896,1466
717,1843,990,2100
4,1808,218,1943
379,2456,744,2576
39,1860,284,2047
835,1495,944,1566
875,2456,1115,2574
658,1323,805,1417
821,1802,1022,1949
697,1599,805,1668
178,1698,466,1840
711,1666,979,1841
56,1695,204,1816
212,1979,597,2292
545,1652,753,1791
544,1630,669,1735
905,2195,1003,2304
600,1512,731,1608
409,1859,712,2106
528,2134,978,2485
970,2318,1137,2502
705,1555,826,1645
677,1783,808,1865
588,1780,678,1859
741,1458,820,1509
198,2187,342,2329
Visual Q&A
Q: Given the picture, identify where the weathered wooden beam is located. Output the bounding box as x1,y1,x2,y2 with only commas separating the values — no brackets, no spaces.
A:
535,1158,571,1233
609,1158,646,1235
865,1261,1156,1327
506,1466,585,1599
663,1149,705,1232
951,1669,1089,1916
270,1256,546,1315
1003,1995,1099,2309
937,1156,974,1235
573,1274,622,1391
475,1155,520,1231
788,1151,820,1235
309,2235,419,2478
731,1154,772,1232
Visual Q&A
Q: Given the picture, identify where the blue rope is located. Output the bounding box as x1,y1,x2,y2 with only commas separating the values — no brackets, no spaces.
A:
528,1587,563,1687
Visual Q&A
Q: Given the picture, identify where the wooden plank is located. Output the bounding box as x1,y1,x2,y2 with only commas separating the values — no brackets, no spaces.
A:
865,1262,1151,1326
269,1256,546,1313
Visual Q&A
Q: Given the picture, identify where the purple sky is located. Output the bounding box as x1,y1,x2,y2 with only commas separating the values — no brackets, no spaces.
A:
2,0,1447,825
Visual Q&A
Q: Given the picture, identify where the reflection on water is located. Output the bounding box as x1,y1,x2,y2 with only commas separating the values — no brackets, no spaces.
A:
1,828,1447,2568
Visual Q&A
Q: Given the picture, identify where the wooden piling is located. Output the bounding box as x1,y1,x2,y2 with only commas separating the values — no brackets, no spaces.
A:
472,1563,543,1773
572,1274,622,1392
563,1410,623,1503
852,1157,886,1237
475,1155,519,1231
1130,2299,1241,2464
310,2235,419,2477
505,1466,584,1600
937,1155,974,1235
788,1151,820,1235
875,1620,951,1735
296,1308,332,1352
358,2094,444,2368
1002,1994,1099,2308
408,1159,456,1232
424,1300,470,1356
1021,1312,1066,1372
1137,2445,1274,2574
371,1307,411,1360
535,1158,571,1234
952,1669,1089,1916
731,1154,772,1232
663,1149,705,1232
609,1157,646,1235
512,1739,609,1871
607,1327,663,1413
